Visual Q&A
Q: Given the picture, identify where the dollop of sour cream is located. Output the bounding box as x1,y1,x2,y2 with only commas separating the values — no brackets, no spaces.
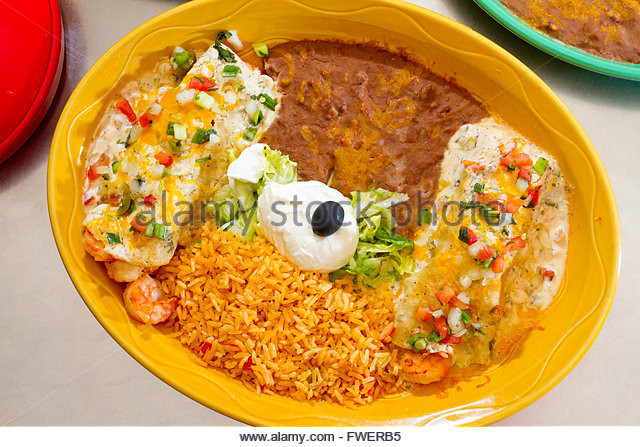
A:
258,181,359,272
227,143,265,183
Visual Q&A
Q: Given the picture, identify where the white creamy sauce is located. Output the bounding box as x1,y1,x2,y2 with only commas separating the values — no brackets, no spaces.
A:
257,181,359,272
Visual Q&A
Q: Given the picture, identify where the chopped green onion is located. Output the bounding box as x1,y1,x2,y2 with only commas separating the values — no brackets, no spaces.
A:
426,331,444,343
507,162,515,171
173,50,196,78
172,123,187,140
111,160,121,174
221,65,241,78
214,31,236,63
406,333,428,352
418,208,432,225
145,221,155,237
483,208,500,225
243,126,257,142
193,92,215,109
473,182,484,194
533,157,549,175
162,168,170,177
196,156,211,163
172,50,189,66
258,93,278,111
252,42,269,57
168,140,182,153
166,121,176,136
237,85,245,92
106,232,121,244
413,338,427,351
458,227,470,243
152,223,168,240
251,107,263,125
461,310,472,326
191,128,216,144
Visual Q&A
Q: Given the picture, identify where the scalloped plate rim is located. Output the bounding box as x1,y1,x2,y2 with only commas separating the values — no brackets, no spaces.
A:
473,0,640,81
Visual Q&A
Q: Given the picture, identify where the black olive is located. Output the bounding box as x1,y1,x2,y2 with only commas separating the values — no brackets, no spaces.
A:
312,201,344,237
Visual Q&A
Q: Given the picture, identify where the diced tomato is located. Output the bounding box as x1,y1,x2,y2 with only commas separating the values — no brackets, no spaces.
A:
115,98,137,124
491,255,505,274
242,358,253,371
518,168,531,182
416,306,433,322
542,270,555,281
108,194,121,207
87,153,110,181
200,342,212,354
83,193,95,206
527,186,541,207
505,198,524,214
130,213,149,233
476,193,490,205
435,285,456,305
476,245,496,262
514,152,533,167
443,334,462,344
503,236,526,254
138,111,152,128
459,226,478,245
490,305,502,316
144,195,156,207
188,76,216,92
434,316,449,339
380,324,395,340
154,151,173,167
500,152,533,168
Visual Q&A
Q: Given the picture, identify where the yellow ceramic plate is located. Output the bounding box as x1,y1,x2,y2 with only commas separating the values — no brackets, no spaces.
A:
48,0,620,426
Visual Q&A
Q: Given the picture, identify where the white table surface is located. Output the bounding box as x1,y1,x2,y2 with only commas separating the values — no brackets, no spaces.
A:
1,0,638,426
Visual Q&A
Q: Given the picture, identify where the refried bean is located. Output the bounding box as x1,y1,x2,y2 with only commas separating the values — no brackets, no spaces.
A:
500,0,640,63
262,41,487,235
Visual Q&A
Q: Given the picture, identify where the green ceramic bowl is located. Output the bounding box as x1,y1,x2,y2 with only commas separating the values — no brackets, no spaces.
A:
474,0,640,81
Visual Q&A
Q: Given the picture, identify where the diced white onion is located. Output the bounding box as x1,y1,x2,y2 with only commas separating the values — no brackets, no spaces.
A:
226,30,243,49
448,308,465,335
173,46,185,55
468,242,482,257
148,101,163,116
209,133,221,144
516,177,529,191
457,292,471,305
128,124,142,146
151,164,165,179
431,310,444,319
94,166,109,175
459,274,472,290
176,89,196,105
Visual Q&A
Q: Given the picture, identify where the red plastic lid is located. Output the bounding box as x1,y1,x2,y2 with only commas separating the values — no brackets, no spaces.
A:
0,0,63,164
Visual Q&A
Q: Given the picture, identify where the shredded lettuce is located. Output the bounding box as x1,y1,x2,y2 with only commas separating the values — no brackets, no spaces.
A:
207,146,297,241
330,188,414,288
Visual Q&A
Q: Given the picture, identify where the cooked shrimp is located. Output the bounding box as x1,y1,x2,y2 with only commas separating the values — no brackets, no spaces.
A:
106,260,144,283
400,351,452,385
123,275,175,324
82,229,114,262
